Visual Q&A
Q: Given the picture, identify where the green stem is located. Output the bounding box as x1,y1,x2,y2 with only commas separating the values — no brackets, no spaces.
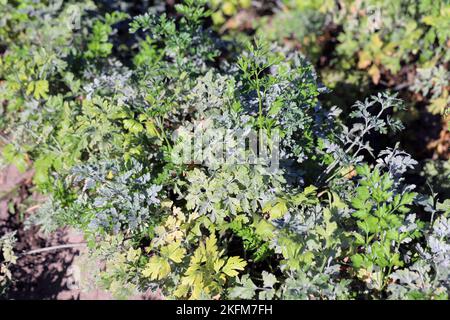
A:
157,116,172,151
255,74,263,127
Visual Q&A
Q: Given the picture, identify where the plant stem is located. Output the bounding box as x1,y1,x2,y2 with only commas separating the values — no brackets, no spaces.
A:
19,243,87,257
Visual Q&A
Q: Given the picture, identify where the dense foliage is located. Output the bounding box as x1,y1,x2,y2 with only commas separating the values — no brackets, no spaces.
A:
209,0,252,26
259,0,450,116
0,0,449,300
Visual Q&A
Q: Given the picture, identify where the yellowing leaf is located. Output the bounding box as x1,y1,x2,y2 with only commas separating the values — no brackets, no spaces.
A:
106,170,114,180
428,96,448,115
123,119,144,134
222,2,236,16
33,80,49,99
239,0,251,9
254,219,275,241
368,65,380,84
160,242,186,263
213,259,225,273
205,233,218,256
222,256,246,277
126,248,141,262
422,15,436,26
145,120,160,137
263,199,288,219
142,256,171,280
173,283,190,298
26,82,34,96
211,11,225,25
357,51,372,69
370,34,383,49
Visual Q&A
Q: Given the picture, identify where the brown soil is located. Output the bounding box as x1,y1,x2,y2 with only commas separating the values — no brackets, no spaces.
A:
0,165,113,300
0,164,164,300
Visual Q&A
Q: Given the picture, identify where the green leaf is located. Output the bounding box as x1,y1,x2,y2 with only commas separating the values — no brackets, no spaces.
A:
356,164,371,177
268,98,283,116
2,144,27,173
262,271,277,288
400,192,417,206
303,185,317,196
351,254,364,268
353,232,366,245
228,275,257,299
254,219,275,241
123,119,144,134
33,154,54,186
